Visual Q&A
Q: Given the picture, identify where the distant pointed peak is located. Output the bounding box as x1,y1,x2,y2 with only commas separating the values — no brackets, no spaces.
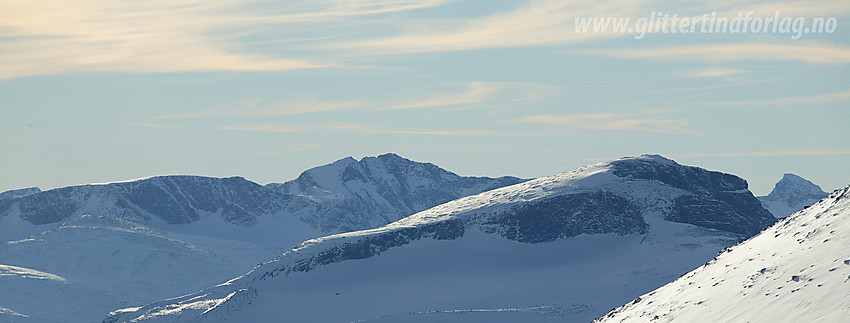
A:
780,173,810,183
766,173,826,200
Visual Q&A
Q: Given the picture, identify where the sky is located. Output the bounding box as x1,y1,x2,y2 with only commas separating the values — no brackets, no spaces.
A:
1,0,848,196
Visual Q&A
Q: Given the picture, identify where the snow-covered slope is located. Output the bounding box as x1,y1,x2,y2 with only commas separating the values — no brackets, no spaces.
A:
595,185,850,323
758,173,828,218
0,214,283,322
107,155,776,322
267,153,526,232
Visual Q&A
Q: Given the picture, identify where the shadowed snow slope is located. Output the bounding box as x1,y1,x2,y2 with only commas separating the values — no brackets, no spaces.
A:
595,185,850,323
758,173,828,218
106,155,776,323
0,215,283,323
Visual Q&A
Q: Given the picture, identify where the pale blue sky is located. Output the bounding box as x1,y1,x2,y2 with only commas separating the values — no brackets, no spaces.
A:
1,0,848,195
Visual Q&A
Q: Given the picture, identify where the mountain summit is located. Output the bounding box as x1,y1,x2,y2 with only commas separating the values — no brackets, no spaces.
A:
107,155,776,322
758,173,827,218
267,153,526,232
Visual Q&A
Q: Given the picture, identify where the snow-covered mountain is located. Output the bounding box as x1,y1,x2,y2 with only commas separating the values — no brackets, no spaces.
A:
758,173,827,218
0,154,523,245
0,214,283,322
267,153,526,232
595,185,850,323
107,155,776,322
0,154,525,321
0,176,289,226
0,187,40,200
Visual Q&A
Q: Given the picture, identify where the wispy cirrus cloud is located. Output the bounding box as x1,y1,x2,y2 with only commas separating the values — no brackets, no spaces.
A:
0,0,454,80
716,88,850,105
387,82,503,110
586,43,850,64
340,0,644,54
321,123,496,136
338,0,850,55
688,68,749,78
130,122,496,136
518,113,699,135
150,98,361,119
385,82,548,110
670,149,850,158
147,81,549,119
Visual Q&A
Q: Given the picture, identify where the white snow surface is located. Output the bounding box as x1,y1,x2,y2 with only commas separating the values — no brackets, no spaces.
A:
596,185,850,323
0,214,283,322
108,155,750,322
111,219,739,323
0,264,66,282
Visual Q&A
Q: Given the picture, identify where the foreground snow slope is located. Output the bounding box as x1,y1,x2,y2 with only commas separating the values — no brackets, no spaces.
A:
596,186,850,323
107,155,775,322
0,215,282,322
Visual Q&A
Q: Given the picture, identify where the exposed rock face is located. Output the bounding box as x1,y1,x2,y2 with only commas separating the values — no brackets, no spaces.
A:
483,192,647,243
610,155,775,235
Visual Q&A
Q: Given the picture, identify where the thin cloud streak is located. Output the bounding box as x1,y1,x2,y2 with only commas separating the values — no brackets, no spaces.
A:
130,122,498,137
319,123,496,136
340,0,642,54
688,68,749,78
385,82,548,110
716,88,850,105
387,82,502,110
586,43,850,64
518,113,699,135
670,149,850,158
151,99,361,119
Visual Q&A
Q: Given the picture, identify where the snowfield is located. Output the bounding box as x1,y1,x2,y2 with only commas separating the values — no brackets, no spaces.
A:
596,186,850,322
0,214,283,322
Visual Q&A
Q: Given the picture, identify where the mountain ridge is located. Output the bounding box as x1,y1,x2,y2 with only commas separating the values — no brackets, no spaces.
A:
0,154,525,238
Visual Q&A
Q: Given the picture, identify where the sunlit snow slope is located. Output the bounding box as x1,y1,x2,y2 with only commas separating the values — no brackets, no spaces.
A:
596,186,850,323
107,155,776,323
